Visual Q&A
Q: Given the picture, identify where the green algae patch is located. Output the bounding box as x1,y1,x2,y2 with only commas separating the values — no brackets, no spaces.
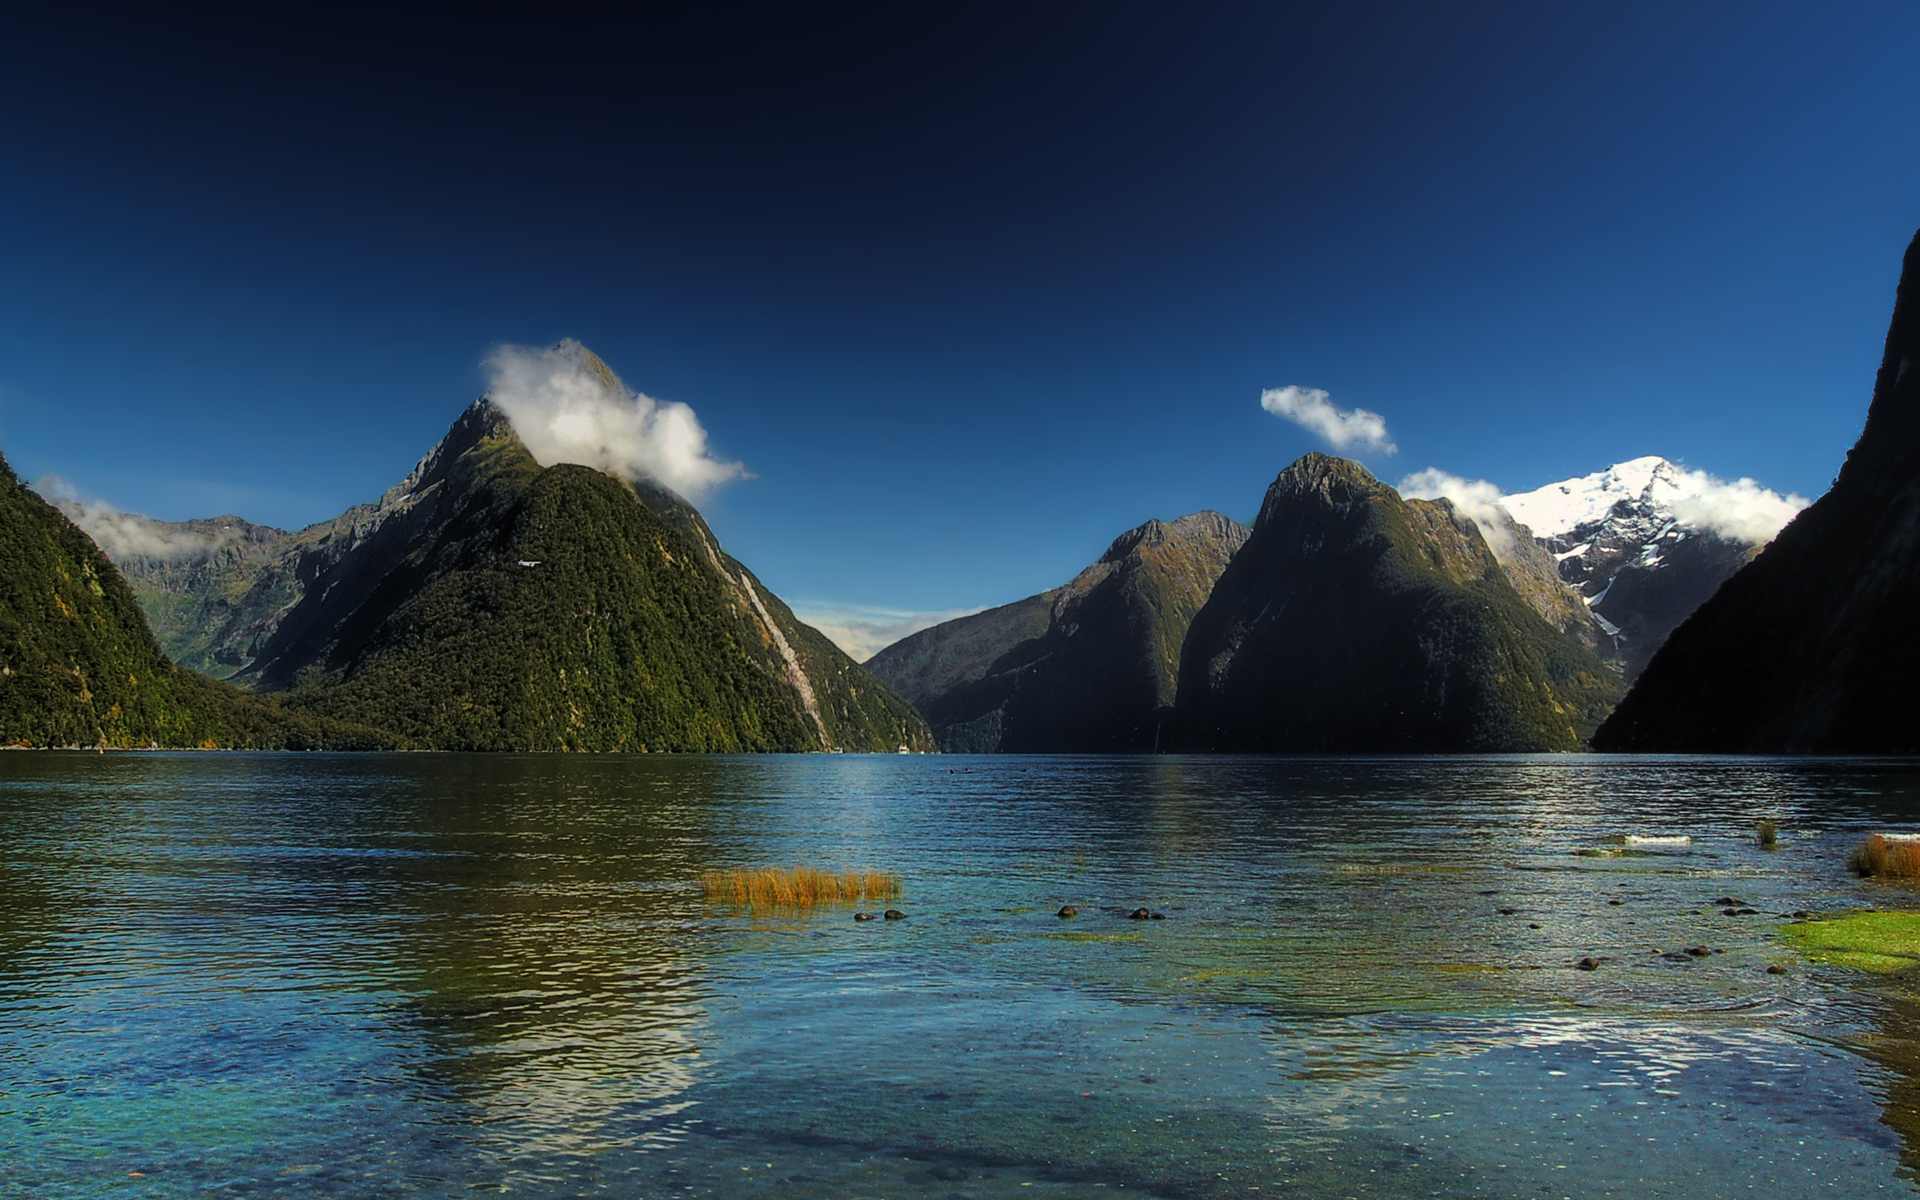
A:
1782,910,1920,972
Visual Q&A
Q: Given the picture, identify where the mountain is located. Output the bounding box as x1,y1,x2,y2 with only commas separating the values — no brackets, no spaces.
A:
1501,457,1769,681
1595,229,1920,753
213,348,932,753
0,453,395,749
865,511,1249,751
42,502,339,680
1175,454,1623,752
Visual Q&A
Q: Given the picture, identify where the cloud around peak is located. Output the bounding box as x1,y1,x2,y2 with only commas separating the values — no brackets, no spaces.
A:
1260,385,1396,455
485,340,748,498
1666,473,1810,544
1398,460,1810,547
1395,467,1516,559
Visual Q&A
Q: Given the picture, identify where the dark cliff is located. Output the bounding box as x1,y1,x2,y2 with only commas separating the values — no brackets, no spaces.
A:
1175,454,1622,752
866,511,1249,751
1596,230,1920,753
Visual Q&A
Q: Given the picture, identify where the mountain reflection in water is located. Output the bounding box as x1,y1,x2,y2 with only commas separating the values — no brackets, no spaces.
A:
2,752,1919,1198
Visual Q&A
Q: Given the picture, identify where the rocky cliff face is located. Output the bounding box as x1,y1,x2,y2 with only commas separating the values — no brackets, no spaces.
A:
1176,454,1622,752
1502,457,1771,681
1596,230,1920,752
865,511,1249,751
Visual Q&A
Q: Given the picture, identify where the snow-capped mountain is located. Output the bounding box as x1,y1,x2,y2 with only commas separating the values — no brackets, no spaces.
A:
1501,456,1806,680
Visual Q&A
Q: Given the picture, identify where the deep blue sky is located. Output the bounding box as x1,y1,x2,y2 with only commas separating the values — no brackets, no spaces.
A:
4,2,1918,640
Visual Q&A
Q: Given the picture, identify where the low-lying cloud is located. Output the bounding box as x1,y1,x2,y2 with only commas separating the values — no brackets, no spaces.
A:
1397,461,1810,548
485,340,748,498
1667,472,1810,544
1395,468,1517,559
783,600,987,663
1260,385,1397,455
35,476,224,561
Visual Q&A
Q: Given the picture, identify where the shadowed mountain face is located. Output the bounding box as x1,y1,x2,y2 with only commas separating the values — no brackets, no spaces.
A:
865,512,1249,751
0,454,395,749
1596,230,1920,753
1175,454,1622,753
231,389,931,753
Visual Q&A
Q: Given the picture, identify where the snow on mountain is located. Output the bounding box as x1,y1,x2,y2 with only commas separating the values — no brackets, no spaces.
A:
1502,457,1810,680
1400,457,1811,682
1502,456,1808,544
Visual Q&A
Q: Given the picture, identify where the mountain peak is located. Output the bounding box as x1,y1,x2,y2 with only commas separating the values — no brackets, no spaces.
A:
547,337,625,395
1258,454,1388,527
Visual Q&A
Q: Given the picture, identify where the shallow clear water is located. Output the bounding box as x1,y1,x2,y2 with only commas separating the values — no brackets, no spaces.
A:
5,753,1920,1198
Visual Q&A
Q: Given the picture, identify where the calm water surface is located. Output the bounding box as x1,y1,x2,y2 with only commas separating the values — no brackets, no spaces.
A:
5,753,1920,1198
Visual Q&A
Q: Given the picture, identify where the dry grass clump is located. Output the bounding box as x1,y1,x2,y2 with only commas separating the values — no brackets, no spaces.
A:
702,866,901,909
1848,835,1920,880
1757,820,1778,848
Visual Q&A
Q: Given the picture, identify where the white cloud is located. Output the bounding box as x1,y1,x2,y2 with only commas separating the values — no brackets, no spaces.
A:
1667,470,1809,544
485,340,748,498
34,475,225,561
1395,468,1516,560
783,600,987,663
1260,385,1397,455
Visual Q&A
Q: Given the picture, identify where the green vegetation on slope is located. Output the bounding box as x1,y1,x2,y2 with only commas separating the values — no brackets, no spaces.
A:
63,514,304,679
282,458,811,750
267,398,929,752
0,454,397,749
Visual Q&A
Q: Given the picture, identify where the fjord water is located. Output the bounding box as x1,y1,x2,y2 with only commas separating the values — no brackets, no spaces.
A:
5,755,1920,1198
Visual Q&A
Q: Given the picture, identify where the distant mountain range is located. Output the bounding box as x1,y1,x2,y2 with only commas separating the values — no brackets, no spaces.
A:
866,512,1247,751
24,316,1845,757
866,449,1798,753
1597,229,1920,753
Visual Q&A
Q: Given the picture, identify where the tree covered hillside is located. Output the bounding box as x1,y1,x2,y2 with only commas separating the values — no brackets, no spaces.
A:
261,399,929,752
0,453,396,749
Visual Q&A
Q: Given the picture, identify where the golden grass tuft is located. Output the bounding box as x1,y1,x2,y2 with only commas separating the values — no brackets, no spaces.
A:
1848,835,1920,880
701,866,901,909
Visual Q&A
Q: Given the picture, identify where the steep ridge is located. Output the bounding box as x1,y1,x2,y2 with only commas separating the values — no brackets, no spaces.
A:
866,511,1249,751
230,355,929,752
0,453,395,749
1503,457,1769,681
1176,454,1622,752
1596,230,1920,752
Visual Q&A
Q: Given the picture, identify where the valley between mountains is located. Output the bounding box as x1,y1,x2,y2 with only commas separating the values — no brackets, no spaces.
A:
10,230,1920,754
